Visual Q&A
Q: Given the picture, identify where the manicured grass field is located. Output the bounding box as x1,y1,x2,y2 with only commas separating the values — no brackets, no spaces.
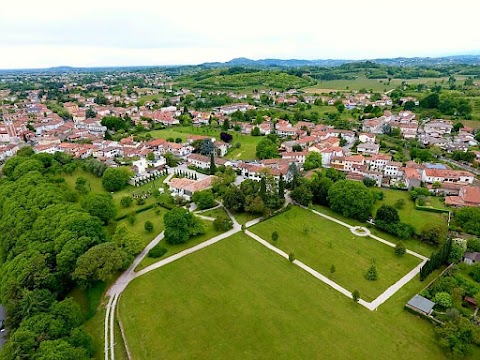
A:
148,125,262,160
63,168,170,219
196,206,227,219
373,189,448,235
119,232,446,360
232,211,261,225
134,220,224,271
311,204,436,257
250,206,421,301
112,207,165,246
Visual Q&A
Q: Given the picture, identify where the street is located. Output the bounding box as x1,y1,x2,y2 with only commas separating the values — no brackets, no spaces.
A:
0,305,7,349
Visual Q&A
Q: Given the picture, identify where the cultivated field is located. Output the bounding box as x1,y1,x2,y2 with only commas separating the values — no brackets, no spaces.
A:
119,232,445,360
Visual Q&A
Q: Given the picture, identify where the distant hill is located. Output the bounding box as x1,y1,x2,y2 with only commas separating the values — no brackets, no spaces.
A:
201,55,480,68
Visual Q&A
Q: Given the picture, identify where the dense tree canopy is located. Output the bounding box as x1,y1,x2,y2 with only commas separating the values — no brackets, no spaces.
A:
255,138,279,159
82,194,117,225
192,189,215,210
164,208,205,244
102,167,132,192
328,180,375,221
0,153,109,358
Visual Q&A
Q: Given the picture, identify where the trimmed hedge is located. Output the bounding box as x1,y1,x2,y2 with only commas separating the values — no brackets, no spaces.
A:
415,200,450,214
148,245,168,258
114,201,175,221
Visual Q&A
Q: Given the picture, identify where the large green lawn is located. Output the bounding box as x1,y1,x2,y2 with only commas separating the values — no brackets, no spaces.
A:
63,168,170,219
148,125,262,160
134,219,225,271
311,204,436,257
373,189,448,235
119,232,446,360
250,206,421,301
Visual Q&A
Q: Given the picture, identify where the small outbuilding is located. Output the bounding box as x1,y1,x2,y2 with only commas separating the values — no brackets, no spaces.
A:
463,252,480,265
406,295,435,316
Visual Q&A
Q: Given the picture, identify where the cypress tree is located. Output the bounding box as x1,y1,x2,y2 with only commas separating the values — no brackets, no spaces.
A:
260,176,267,199
210,152,216,175
278,175,285,199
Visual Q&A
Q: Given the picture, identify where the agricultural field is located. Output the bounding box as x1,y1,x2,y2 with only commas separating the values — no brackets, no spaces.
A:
373,189,448,235
250,206,421,301
302,75,466,93
119,232,446,360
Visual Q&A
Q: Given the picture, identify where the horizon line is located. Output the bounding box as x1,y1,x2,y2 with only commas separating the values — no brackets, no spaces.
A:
2,53,480,72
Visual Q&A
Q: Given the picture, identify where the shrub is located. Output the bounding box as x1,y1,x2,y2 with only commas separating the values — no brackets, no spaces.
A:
144,220,154,233
395,241,406,255
365,264,378,281
288,252,295,262
272,231,279,241
137,198,146,206
352,289,360,303
394,198,405,209
148,245,167,258
433,292,453,308
120,196,133,208
213,215,233,231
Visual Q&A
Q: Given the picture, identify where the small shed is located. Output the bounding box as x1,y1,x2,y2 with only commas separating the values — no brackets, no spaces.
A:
464,296,478,308
463,252,480,265
406,295,435,316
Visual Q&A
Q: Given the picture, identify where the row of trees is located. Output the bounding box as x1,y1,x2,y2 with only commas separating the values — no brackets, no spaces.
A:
223,176,285,216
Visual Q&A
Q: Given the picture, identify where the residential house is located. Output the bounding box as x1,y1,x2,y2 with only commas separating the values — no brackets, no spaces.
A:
421,169,474,185
445,185,480,207
424,120,453,135
404,168,422,189
281,151,308,164
168,175,216,200
357,143,380,155
359,133,376,143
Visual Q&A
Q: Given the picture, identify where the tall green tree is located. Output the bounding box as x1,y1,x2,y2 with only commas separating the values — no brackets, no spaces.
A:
210,152,216,175
328,180,374,221
82,194,117,225
102,167,132,192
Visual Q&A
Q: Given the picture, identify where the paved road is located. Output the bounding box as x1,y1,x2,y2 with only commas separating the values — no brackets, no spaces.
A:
0,305,7,350
440,156,480,176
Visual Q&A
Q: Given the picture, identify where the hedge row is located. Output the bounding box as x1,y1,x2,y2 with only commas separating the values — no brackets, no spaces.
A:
114,201,174,221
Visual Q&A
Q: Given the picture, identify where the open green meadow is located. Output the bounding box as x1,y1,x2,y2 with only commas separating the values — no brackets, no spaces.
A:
119,232,446,360
373,189,448,235
148,126,262,160
196,206,227,219
311,204,436,257
63,168,171,219
302,75,463,93
134,220,224,271
250,206,421,301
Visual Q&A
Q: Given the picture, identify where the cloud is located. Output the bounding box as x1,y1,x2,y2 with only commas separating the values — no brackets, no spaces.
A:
0,0,479,68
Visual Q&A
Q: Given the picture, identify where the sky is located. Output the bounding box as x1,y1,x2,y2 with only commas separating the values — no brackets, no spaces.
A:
0,0,479,69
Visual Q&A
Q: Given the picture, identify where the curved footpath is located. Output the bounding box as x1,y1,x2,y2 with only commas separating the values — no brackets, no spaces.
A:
104,207,243,360
104,201,429,359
